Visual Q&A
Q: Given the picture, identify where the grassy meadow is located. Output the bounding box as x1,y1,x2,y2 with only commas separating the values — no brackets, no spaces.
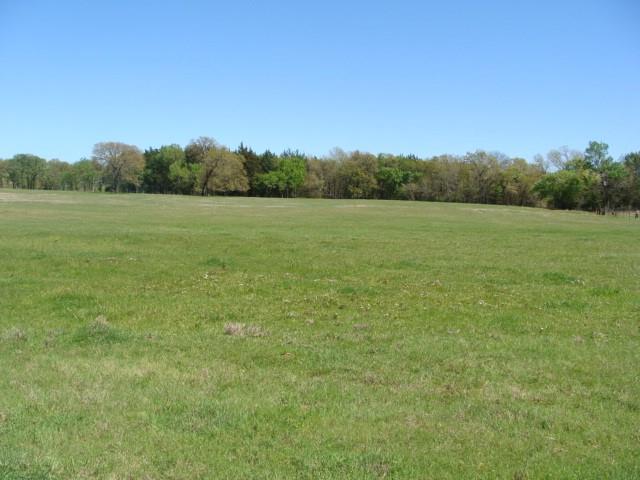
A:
0,189,639,479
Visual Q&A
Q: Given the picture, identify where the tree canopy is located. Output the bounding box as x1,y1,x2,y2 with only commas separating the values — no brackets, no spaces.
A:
92,142,144,192
2,139,638,212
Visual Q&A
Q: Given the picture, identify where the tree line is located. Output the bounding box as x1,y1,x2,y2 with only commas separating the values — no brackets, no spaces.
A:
1,138,638,211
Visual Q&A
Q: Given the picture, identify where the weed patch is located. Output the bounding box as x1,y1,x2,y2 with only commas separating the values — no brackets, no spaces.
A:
72,316,128,344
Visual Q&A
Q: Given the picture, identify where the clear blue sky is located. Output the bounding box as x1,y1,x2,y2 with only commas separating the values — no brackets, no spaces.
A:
1,0,638,162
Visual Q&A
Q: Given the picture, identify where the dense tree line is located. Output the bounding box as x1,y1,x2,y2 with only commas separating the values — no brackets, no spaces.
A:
1,138,638,211
533,143,640,212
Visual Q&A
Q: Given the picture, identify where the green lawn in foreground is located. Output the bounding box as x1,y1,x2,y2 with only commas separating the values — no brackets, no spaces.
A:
0,189,638,479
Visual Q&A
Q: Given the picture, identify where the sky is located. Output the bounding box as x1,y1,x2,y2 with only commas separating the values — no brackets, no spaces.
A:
1,0,639,162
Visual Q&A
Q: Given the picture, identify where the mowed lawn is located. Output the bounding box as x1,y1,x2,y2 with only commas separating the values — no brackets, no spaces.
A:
0,190,638,479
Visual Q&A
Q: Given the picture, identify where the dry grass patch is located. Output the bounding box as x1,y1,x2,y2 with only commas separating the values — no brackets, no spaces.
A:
223,322,268,337
2,327,27,342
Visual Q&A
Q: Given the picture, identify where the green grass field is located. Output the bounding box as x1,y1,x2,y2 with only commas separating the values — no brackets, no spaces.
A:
1,190,639,479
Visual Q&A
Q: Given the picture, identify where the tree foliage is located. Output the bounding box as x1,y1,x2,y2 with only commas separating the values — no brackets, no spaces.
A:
623,152,640,208
198,146,248,195
92,142,144,192
255,154,306,197
204,149,249,194
3,138,638,213
143,145,185,194
7,154,47,189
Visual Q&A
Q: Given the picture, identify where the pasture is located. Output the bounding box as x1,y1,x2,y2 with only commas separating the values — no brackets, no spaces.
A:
0,190,638,479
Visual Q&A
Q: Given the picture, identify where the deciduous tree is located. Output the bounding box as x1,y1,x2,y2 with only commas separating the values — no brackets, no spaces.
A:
92,142,144,192
73,159,102,192
206,150,249,194
185,136,218,165
199,147,249,195
143,145,185,193
8,154,47,189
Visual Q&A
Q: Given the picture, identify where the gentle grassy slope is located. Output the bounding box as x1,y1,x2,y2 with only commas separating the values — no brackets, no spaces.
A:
1,190,638,479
